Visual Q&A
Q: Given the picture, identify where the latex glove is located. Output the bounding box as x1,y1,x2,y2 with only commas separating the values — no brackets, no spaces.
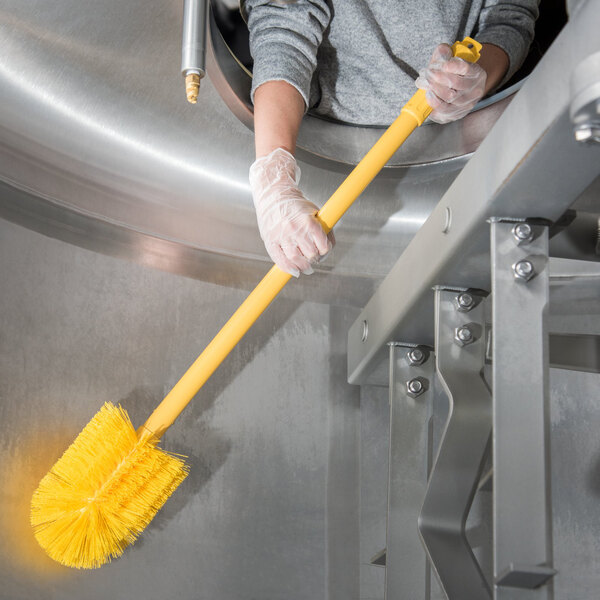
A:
416,44,487,124
249,148,334,277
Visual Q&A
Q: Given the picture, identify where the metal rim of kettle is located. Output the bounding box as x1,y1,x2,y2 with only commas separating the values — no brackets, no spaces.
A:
206,9,525,170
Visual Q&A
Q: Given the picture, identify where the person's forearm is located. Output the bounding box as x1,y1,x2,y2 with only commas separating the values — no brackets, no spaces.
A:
253,80,305,158
478,43,510,95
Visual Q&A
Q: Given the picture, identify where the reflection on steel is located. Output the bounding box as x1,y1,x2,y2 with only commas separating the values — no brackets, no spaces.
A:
570,51,600,143
418,288,492,599
490,221,555,596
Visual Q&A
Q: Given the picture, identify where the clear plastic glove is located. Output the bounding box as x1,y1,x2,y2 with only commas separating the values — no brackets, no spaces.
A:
249,148,334,277
415,44,487,124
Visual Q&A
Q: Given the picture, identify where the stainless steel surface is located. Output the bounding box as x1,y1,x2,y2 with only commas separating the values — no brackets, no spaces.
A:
490,221,553,598
357,270,600,599
359,384,389,600
347,0,600,384
548,255,600,280
494,565,557,591
549,333,600,373
0,219,361,599
384,344,433,599
547,259,600,599
0,2,518,595
419,289,492,599
182,0,208,76
0,0,523,307
570,51,600,143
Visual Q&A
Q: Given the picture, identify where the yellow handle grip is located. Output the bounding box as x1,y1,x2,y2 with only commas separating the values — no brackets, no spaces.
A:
141,37,481,440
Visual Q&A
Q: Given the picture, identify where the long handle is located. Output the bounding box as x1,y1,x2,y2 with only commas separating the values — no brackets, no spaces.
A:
141,38,482,440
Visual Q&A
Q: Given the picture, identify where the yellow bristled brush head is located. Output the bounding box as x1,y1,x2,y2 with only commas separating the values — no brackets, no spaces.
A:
30,402,189,569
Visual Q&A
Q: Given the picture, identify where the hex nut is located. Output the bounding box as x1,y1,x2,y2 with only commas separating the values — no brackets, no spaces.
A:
406,377,427,398
454,326,474,346
407,347,428,366
574,126,600,143
513,260,535,282
512,223,533,244
454,292,475,312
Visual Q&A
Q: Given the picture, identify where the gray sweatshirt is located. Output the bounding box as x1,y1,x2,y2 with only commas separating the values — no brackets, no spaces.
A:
243,0,539,126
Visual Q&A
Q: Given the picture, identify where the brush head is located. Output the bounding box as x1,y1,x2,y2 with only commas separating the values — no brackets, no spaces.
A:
30,402,189,569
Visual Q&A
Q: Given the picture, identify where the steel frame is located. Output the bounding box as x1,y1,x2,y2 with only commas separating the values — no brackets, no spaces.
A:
350,4,600,598
418,288,492,599
348,0,600,386
384,343,434,599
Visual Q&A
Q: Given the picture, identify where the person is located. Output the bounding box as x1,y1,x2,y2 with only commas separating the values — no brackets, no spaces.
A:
243,0,539,277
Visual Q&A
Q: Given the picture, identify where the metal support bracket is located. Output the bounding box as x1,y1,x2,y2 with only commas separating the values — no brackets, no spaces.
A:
418,288,492,599
385,342,434,599
490,219,555,597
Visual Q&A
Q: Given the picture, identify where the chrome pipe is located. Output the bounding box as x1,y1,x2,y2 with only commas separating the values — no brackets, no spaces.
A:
181,0,208,103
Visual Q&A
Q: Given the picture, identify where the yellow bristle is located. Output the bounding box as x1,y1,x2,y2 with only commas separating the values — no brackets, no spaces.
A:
30,402,189,569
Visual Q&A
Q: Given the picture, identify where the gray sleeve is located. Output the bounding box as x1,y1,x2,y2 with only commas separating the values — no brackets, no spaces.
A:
474,0,539,87
245,0,332,108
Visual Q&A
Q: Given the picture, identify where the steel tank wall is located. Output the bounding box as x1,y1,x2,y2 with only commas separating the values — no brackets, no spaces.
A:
0,2,519,599
0,217,362,600
0,0,514,307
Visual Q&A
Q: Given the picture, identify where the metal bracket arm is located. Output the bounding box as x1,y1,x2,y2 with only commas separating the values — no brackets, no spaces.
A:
385,343,435,599
418,288,492,599
490,219,555,598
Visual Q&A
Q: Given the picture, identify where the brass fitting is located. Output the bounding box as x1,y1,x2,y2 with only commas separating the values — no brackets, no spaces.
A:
185,73,200,104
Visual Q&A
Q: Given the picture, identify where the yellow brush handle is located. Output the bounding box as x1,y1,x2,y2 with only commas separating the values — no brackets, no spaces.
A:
141,37,481,440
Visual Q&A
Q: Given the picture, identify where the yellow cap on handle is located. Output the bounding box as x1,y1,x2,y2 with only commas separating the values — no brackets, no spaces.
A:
451,37,482,62
141,38,482,440
402,37,482,126
317,37,481,232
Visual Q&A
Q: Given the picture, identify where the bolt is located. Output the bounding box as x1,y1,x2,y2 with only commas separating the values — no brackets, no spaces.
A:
513,260,535,282
574,126,600,143
406,378,426,398
512,223,533,244
454,326,474,346
455,292,475,312
407,348,428,366
361,320,369,342
442,207,452,234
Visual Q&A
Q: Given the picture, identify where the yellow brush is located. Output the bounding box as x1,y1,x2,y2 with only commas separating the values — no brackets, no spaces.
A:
30,38,481,569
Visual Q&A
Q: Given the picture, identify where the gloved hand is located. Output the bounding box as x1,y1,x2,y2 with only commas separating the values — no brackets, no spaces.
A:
416,44,487,124
249,147,334,277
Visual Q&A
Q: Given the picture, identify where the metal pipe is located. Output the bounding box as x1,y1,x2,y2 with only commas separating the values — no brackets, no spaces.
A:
181,0,208,104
